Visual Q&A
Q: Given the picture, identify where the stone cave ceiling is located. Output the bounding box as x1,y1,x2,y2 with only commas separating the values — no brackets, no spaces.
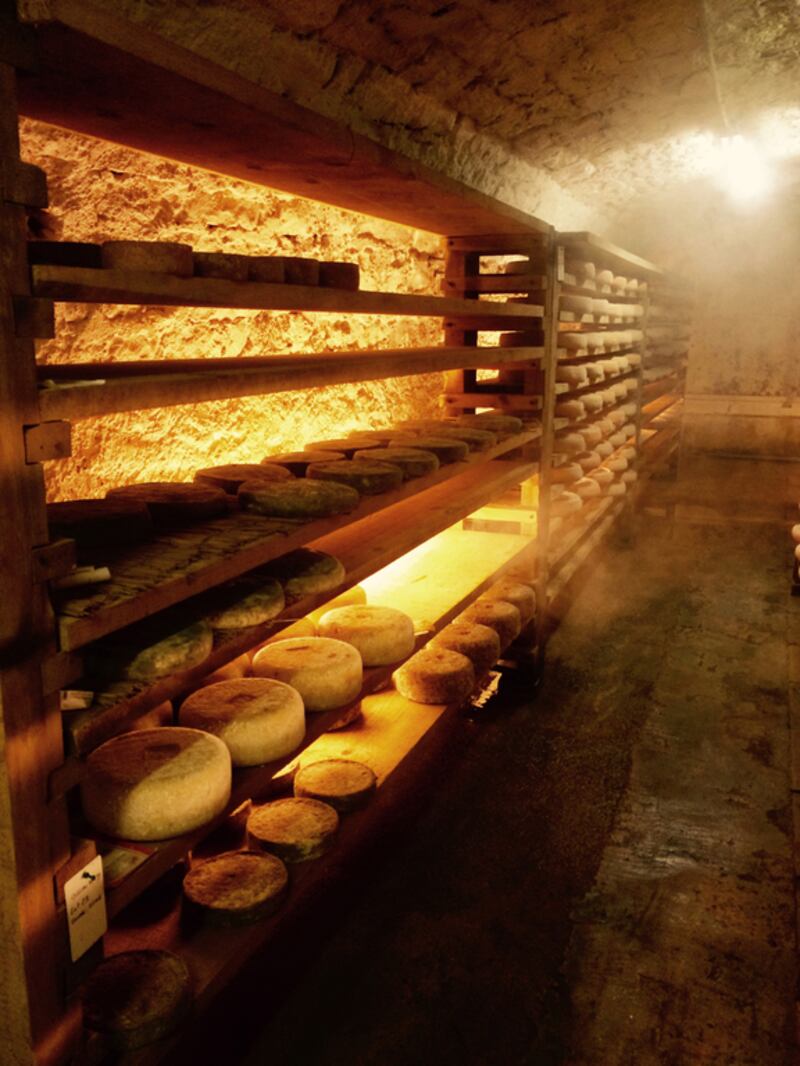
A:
253,0,800,215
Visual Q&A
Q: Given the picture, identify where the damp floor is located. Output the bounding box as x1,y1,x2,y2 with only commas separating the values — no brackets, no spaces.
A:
236,455,798,1066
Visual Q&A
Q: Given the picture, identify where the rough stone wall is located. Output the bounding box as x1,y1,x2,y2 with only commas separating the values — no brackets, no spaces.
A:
21,120,444,500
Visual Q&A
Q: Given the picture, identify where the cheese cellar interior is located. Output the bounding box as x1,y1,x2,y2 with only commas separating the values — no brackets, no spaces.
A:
1,1,798,1064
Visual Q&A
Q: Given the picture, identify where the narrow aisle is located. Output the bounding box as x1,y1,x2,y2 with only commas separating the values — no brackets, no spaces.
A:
238,459,796,1066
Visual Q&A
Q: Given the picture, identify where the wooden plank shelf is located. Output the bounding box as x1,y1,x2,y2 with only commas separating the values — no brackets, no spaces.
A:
559,282,645,303
641,392,683,425
37,345,543,422
558,312,642,325
53,441,537,652
31,265,546,323
641,370,682,402
82,520,535,923
442,392,543,412
558,232,664,278
441,273,546,295
552,369,638,400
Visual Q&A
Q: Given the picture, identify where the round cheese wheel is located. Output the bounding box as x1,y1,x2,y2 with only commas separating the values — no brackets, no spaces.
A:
607,481,628,497
248,797,339,862
264,548,346,603
621,446,637,460
607,410,626,428
261,451,345,476
194,463,291,494
306,459,403,495
484,579,536,625
205,576,285,630
251,637,362,711
319,261,360,290
317,605,415,666
294,758,376,811
622,470,638,484
106,483,228,525
303,439,377,458
574,476,603,499
179,677,304,766
394,647,475,705
595,441,614,458
576,450,601,472
407,425,496,451
430,621,500,678
102,240,193,276
459,598,521,650
183,851,287,925
551,462,583,484
609,431,627,448
47,498,153,560
588,467,614,487
457,413,523,437
551,491,583,517
556,364,589,385
92,620,213,682
557,432,586,455
193,251,250,281
388,436,469,463
81,727,231,841
585,363,605,382
555,400,586,420
238,478,360,518
607,456,629,472
81,950,190,1051
791,524,800,544
581,424,603,447
352,447,439,479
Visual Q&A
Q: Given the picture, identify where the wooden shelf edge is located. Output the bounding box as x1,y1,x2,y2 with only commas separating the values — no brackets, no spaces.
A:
557,231,664,278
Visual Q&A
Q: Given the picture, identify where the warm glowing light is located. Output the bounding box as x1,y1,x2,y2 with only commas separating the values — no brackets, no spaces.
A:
712,134,773,204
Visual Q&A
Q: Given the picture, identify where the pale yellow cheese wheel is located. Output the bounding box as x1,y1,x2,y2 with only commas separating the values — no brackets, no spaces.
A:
251,637,362,711
317,605,415,666
178,678,305,767
573,476,603,499
393,647,475,705
81,727,231,841
588,467,614,487
484,579,536,626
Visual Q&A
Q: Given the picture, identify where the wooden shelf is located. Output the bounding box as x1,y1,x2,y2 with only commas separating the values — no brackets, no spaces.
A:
558,231,663,278
641,392,683,426
548,499,625,601
31,265,545,323
553,369,638,400
559,282,645,303
442,273,546,295
88,520,534,922
37,345,543,422
53,440,537,653
16,0,551,238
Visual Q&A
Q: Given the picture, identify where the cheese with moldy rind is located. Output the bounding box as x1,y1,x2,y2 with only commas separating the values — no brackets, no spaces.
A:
91,620,214,682
238,478,360,518
183,850,287,925
430,621,500,679
352,447,439,480
205,577,285,630
251,636,362,711
317,605,415,666
264,548,345,603
394,646,475,705
248,796,339,862
81,727,231,841
178,677,304,767
294,758,376,811
458,598,521,650
306,458,404,495
484,579,536,626
194,463,291,494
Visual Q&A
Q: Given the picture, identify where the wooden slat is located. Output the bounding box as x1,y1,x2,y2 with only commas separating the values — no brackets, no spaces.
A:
37,345,545,422
16,1,550,238
441,274,546,295
446,234,548,254
54,445,537,652
31,264,545,326
442,392,542,411
558,231,664,278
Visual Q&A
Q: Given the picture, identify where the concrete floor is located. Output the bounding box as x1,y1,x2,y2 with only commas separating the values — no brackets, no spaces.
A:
239,455,798,1066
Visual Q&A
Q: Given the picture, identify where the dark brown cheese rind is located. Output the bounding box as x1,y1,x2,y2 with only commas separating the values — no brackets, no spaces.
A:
261,548,346,602
194,463,291,494
306,459,403,496
238,479,360,518
294,757,376,812
105,482,228,525
182,850,288,926
319,261,360,290
248,797,339,862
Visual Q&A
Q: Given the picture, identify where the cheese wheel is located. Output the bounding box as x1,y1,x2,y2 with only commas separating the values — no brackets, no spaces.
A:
388,435,469,463
304,438,382,458
622,469,638,484
457,413,523,437
595,441,614,458
251,637,362,711
319,261,360,290
791,524,800,544
248,797,339,862
588,467,614,487
294,758,376,811
551,491,583,517
430,621,500,678
81,950,190,1051
607,455,629,472
394,647,475,705
607,410,627,427
621,422,636,438
179,678,304,766
609,431,627,448
576,450,601,471
91,620,213,682
585,362,605,382
194,463,291,494
106,482,228,525
102,240,193,276
555,400,586,420
562,293,594,314
247,256,285,283
264,548,346,603
400,424,496,451
582,392,604,413
795,543,800,561
205,576,285,630
47,498,153,560
551,462,583,484
459,598,521,649
556,364,589,385
238,478,360,518
306,459,403,495
183,851,287,925
484,579,536,626
352,447,439,479
193,251,249,281
581,425,603,447
317,605,415,666
621,446,637,460
573,476,603,499
607,481,628,496
557,432,586,455
81,727,231,841
261,451,345,476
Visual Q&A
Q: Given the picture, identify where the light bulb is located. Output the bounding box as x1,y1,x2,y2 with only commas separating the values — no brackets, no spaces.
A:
714,134,773,204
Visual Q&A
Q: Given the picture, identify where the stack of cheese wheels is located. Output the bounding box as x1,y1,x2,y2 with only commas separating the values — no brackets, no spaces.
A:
388,435,469,463
102,240,193,276
430,620,500,678
394,646,475,705
106,482,228,525
183,851,288,926
89,620,214,682
265,548,345,603
294,758,376,811
459,597,521,650
260,451,345,476
306,458,403,495
317,605,415,666
251,637,362,711
248,796,339,862
352,447,439,479
205,575,285,630
194,463,291,494
238,478,359,518
81,950,191,1051
81,727,231,841
47,498,154,559
178,678,305,767
483,578,536,626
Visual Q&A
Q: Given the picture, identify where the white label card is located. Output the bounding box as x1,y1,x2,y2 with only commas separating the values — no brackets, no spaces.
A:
64,855,107,962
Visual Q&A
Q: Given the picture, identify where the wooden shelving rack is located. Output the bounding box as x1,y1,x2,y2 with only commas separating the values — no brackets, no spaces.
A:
0,4,693,1063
